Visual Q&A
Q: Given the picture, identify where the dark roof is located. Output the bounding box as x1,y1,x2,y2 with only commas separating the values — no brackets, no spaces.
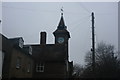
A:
53,14,70,38
13,45,33,59
57,14,67,29
53,29,70,38
1,34,31,59
9,37,24,42
0,33,9,51
8,37,24,46
0,33,8,40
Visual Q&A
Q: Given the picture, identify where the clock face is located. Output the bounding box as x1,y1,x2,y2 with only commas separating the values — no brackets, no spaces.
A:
57,37,64,43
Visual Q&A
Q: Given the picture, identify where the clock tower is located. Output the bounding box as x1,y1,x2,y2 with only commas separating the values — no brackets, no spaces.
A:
53,12,70,45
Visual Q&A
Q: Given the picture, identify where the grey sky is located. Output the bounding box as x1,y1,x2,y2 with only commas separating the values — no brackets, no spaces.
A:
1,2,118,65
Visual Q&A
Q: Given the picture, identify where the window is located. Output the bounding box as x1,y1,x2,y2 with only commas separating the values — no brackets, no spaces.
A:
29,46,32,55
16,57,21,69
27,63,31,73
66,60,68,72
2,51,5,64
0,51,5,79
0,51,2,78
36,63,44,72
2,51,4,65
36,64,40,72
19,38,23,48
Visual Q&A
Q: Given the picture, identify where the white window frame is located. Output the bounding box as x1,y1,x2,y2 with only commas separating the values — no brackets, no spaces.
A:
27,63,31,73
66,60,69,72
0,51,5,79
16,57,21,69
29,46,32,55
2,51,4,65
0,51,3,79
36,63,44,72
19,38,23,48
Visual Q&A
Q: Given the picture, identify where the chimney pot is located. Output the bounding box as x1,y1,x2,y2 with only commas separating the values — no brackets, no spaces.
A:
40,32,46,44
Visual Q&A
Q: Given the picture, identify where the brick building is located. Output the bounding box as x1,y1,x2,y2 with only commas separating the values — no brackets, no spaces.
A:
1,34,33,79
1,13,73,79
30,13,73,79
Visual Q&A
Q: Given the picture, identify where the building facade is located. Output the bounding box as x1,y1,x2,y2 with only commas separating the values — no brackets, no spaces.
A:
1,34,33,79
31,13,73,79
0,34,2,79
1,13,73,79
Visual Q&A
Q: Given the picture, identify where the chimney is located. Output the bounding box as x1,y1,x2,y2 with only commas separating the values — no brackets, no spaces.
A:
40,32,46,44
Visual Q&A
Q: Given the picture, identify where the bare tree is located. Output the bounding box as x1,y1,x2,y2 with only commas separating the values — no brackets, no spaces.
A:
83,42,120,78
72,63,84,78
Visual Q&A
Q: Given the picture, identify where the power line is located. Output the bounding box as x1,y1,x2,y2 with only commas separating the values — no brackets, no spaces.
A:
78,3,91,14
68,15,90,27
2,5,91,16
2,5,58,14
69,15,91,31
69,16,90,34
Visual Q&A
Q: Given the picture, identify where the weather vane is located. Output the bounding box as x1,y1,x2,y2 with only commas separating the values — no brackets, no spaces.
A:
61,6,64,15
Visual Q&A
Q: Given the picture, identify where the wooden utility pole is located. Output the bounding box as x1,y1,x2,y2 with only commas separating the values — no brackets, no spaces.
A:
91,12,95,73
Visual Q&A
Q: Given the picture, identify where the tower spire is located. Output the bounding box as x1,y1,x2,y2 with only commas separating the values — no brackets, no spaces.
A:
58,7,66,29
61,6,63,16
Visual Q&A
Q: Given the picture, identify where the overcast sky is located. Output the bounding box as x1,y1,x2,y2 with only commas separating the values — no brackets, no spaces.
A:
1,2,118,65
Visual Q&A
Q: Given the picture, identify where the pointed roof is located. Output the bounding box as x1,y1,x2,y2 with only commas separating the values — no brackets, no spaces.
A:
53,12,70,38
57,13,67,29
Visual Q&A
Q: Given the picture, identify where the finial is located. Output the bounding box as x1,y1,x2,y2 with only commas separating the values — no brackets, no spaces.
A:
61,7,63,16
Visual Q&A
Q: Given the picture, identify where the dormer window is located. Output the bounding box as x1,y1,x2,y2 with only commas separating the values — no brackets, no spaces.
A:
29,46,32,55
19,38,23,48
